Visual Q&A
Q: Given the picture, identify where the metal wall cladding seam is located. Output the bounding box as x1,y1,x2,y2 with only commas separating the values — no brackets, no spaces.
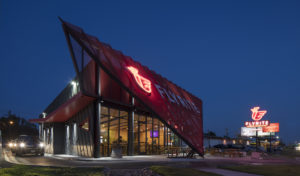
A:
69,124,74,155
87,104,94,157
44,127,54,154
77,110,84,156
77,109,87,157
79,104,93,157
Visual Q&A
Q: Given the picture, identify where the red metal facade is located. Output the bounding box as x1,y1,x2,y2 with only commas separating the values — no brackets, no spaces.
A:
62,21,204,155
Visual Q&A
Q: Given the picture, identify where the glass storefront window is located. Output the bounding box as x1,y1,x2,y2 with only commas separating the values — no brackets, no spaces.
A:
133,115,139,154
159,121,165,152
109,108,119,154
139,115,146,154
99,105,185,156
101,106,109,115
152,118,159,154
100,107,109,156
100,106,129,156
147,116,152,154
119,110,128,155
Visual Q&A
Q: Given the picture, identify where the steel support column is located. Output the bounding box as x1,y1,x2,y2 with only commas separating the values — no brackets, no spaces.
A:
94,65,101,158
128,97,135,156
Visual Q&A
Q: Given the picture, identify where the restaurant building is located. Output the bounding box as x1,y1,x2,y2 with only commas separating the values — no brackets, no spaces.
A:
30,19,203,158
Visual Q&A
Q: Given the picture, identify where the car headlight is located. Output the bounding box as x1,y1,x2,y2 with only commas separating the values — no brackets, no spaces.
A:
20,143,26,148
39,142,44,148
8,143,13,148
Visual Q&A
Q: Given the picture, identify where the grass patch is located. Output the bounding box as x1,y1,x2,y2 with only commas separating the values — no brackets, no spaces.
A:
150,166,221,176
277,148,300,159
0,165,104,176
263,147,300,159
220,165,300,176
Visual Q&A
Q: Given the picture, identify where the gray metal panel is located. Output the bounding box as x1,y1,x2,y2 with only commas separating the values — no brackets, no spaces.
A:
53,123,66,154
44,127,54,154
66,103,94,157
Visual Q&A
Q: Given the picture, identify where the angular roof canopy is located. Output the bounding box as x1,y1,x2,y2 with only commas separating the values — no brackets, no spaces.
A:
30,92,96,123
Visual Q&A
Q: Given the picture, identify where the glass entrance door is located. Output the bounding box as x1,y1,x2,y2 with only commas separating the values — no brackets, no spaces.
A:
100,106,128,157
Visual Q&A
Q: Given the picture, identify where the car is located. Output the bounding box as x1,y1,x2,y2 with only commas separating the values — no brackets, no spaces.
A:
14,135,44,156
7,139,18,153
227,144,245,150
213,144,228,149
213,144,245,150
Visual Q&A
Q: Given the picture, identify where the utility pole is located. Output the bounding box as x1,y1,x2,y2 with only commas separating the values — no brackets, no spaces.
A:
269,133,272,153
256,127,258,152
225,128,229,137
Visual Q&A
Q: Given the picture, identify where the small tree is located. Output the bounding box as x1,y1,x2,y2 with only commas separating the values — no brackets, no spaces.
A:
204,130,216,137
0,111,38,143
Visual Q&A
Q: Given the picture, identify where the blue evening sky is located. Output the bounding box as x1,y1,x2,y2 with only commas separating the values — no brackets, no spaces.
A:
0,0,299,144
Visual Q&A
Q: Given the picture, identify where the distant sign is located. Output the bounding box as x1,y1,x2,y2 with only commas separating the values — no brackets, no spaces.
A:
241,127,256,136
245,107,270,127
251,107,267,121
241,127,273,137
262,123,279,132
245,120,270,127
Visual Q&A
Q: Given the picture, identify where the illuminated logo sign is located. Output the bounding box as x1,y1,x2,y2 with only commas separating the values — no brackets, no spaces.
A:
155,84,200,114
245,120,269,127
243,107,271,128
251,107,267,121
127,66,152,94
127,66,200,113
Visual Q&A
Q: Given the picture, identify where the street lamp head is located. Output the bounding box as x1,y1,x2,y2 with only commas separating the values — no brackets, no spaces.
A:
71,80,78,87
9,121,14,125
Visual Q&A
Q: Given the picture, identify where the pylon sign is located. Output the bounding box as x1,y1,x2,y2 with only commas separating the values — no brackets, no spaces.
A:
245,107,270,128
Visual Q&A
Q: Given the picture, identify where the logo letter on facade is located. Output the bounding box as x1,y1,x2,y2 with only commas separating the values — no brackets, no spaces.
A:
127,66,152,93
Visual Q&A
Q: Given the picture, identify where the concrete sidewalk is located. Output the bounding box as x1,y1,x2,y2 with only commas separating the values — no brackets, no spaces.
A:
46,154,204,162
46,154,264,176
197,168,262,176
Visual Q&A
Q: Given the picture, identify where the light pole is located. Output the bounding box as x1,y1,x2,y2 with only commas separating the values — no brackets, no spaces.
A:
9,120,14,140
